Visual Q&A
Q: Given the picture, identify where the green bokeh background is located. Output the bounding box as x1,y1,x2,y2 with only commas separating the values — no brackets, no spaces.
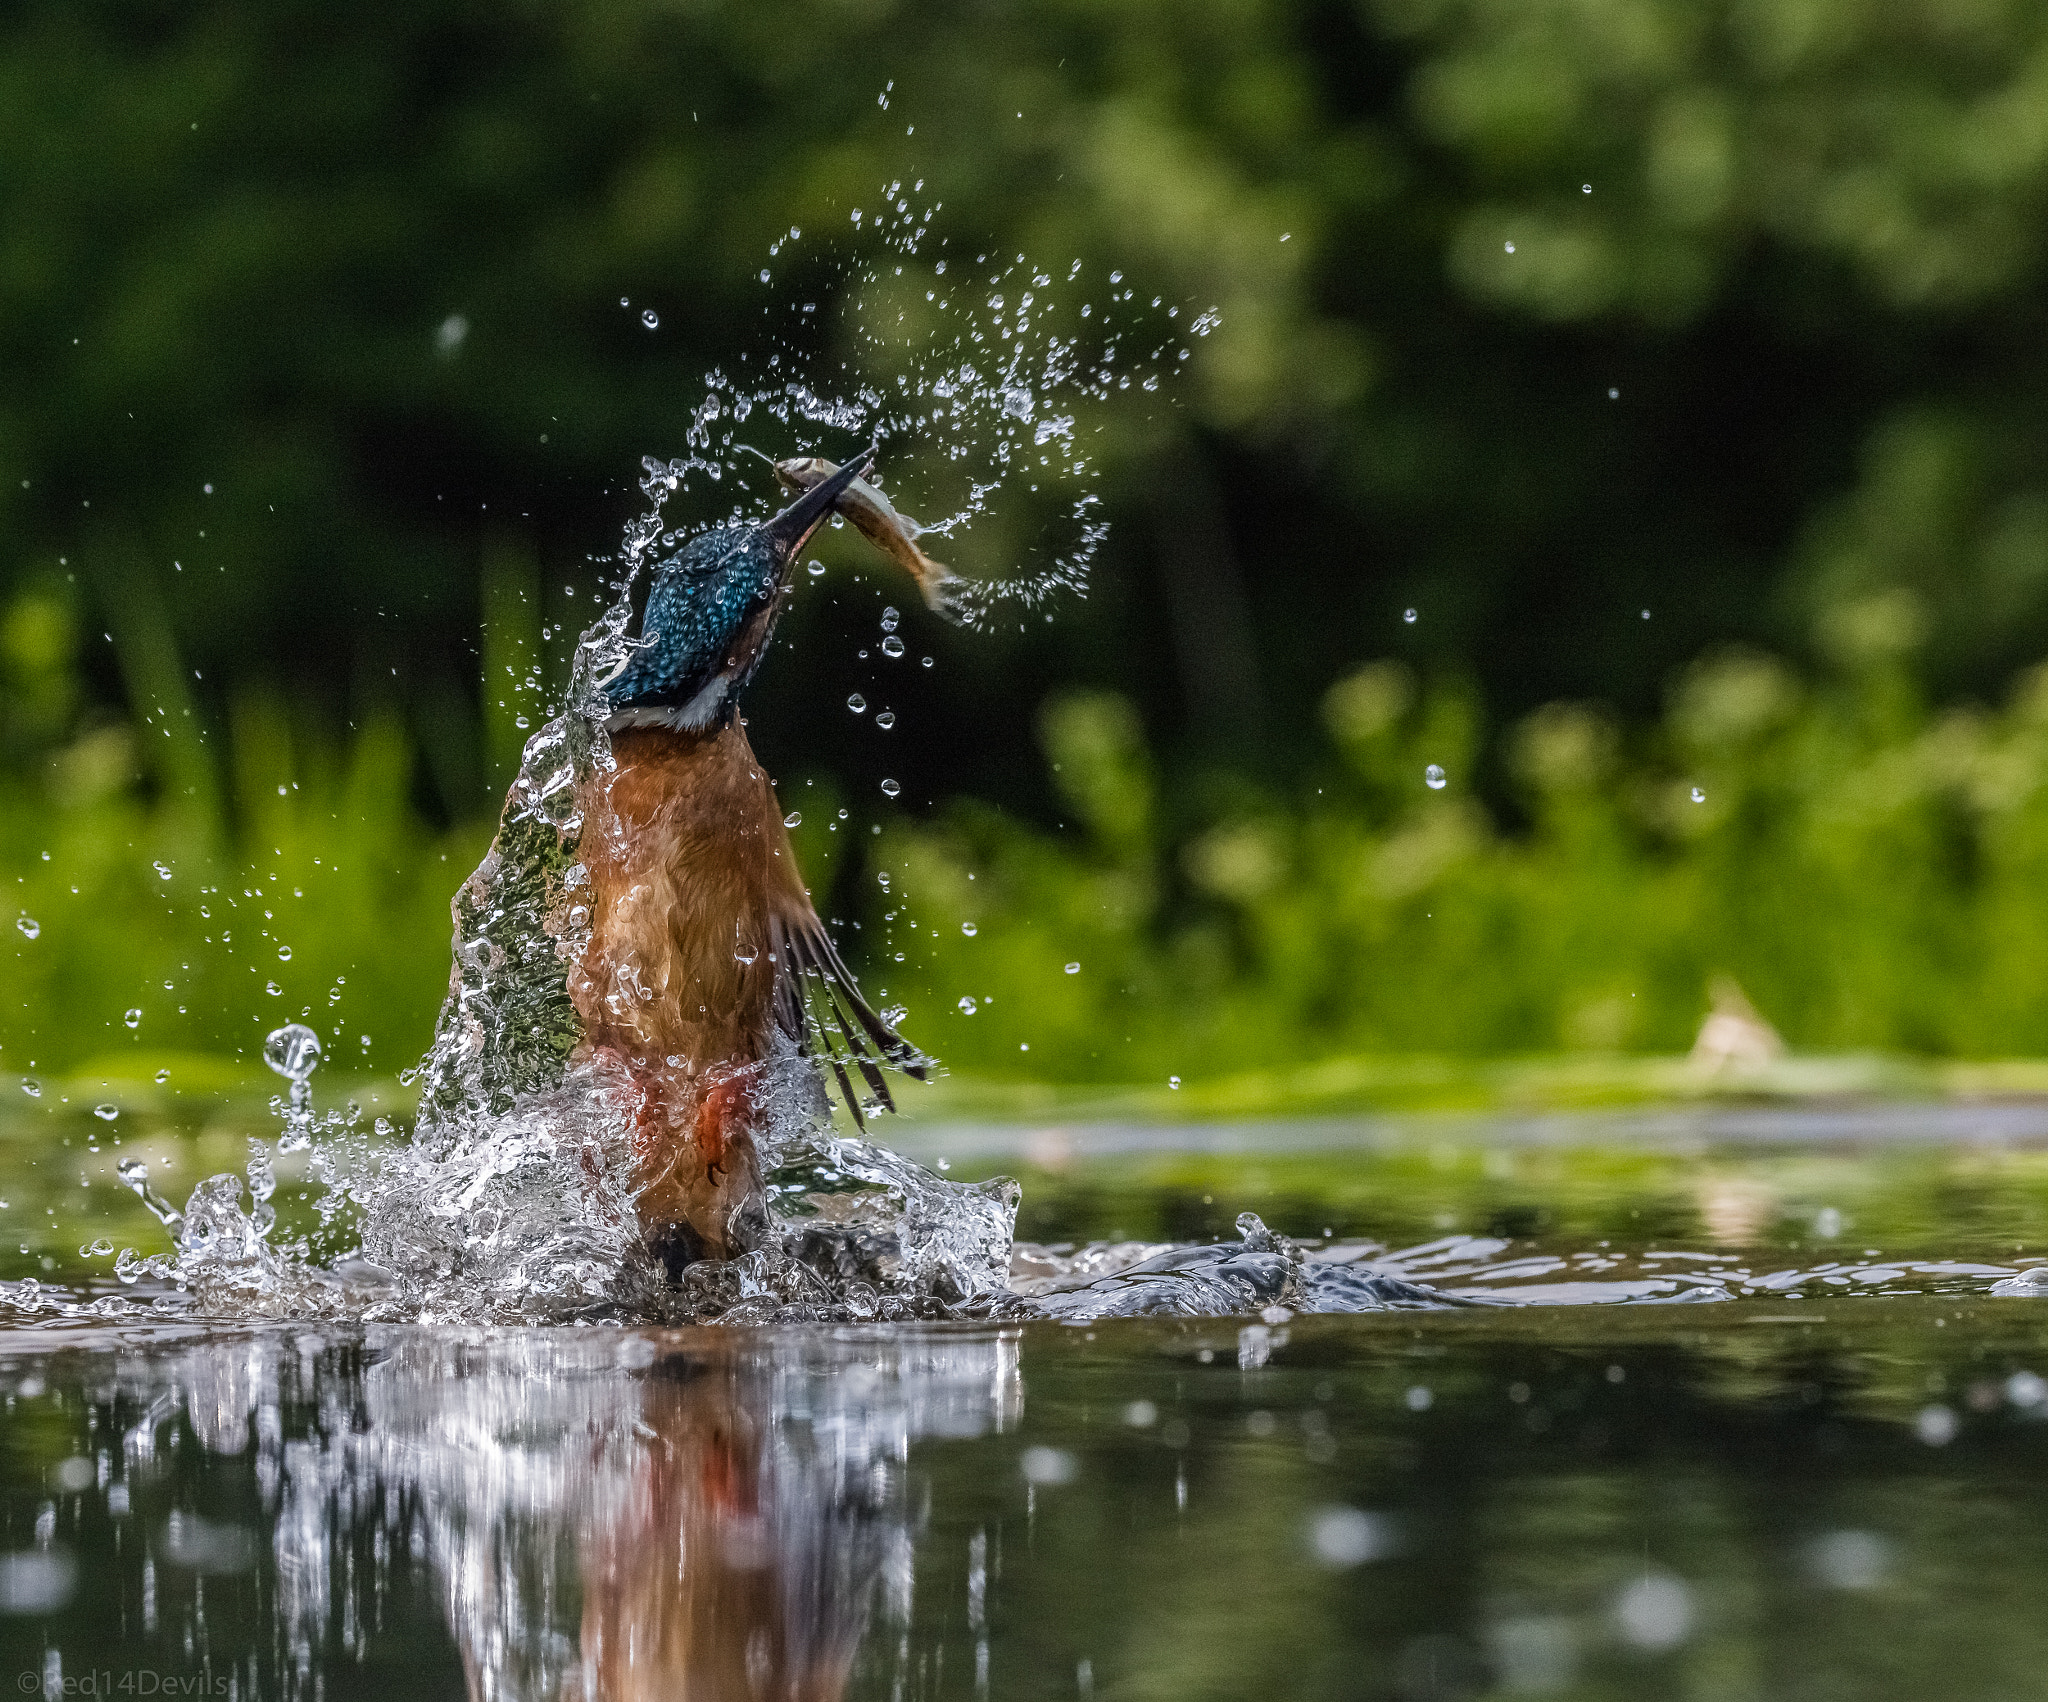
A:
8,0,2048,1100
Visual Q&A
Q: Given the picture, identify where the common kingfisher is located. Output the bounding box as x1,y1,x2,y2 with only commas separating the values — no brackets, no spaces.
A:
424,450,928,1283
588,449,929,1274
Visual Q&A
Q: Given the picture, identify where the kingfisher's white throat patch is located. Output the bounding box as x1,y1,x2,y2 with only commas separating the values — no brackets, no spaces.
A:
605,673,729,734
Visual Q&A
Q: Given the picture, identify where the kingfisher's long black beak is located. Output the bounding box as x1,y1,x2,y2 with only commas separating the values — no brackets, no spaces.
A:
759,444,876,565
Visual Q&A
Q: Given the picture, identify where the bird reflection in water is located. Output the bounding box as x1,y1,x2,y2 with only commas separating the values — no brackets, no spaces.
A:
178,1327,1021,1700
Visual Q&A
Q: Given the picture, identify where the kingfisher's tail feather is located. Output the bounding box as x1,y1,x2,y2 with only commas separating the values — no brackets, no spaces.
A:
769,914,930,1129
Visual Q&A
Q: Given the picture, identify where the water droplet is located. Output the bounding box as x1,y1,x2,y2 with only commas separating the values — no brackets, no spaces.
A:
921,656,934,669
958,996,978,1014
1583,183,1593,193
277,946,291,961
1307,1506,1390,1568
848,694,867,714
85,1238,113,1258
153,861,172,880
880,778,901,798
875,711,896,730
1403,608,1417,624
1169,1076,1182,1090
154,1070,168,1085
641,309,659,329
93,1104,118,1122
16,917,38,940
20,1080,39,1099
1608,387,1620,400
123,1009,142,1030
961,922,978,937
1504,241,1516,254
266,981,282,996
1614,1571,1696,1651
1065,962,1080,974
1020,1445,1077,1486
1691,787,1705,803
880,606,901,633
881,635,906,659
263,1023,322,1084
784,811,803,828
759,269,771,283
1425,765,1447,790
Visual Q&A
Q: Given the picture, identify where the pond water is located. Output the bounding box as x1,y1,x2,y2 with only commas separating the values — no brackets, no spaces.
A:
2,1107,2048,1699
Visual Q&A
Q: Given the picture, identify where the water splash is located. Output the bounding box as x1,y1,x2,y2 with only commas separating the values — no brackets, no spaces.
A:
640,180,1210,631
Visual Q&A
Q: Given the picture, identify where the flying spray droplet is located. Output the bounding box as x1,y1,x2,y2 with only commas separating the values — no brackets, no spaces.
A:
266,1022,322,1118
1425,765,1447,790
264,1024,322,1085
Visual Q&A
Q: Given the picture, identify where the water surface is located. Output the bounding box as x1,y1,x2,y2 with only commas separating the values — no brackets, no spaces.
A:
5,1102,2048,1699
1,1295,2045,1700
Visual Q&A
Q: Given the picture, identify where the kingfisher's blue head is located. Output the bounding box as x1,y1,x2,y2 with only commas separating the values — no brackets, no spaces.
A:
603,452,873,733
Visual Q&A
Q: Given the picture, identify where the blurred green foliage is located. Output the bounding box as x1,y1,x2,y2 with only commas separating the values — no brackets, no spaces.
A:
0,573,479,1081
878,624,2048,1077
7,0,2048,1090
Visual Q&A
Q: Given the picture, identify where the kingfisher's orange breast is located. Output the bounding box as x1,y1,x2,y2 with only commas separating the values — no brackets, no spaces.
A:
570,721,800,1066
568,720,809,1254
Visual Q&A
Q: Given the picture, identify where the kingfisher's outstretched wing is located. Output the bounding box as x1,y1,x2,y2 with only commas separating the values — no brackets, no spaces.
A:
763,828,930,1127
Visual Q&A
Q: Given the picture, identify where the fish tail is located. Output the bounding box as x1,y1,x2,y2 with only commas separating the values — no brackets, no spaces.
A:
914,550,968,621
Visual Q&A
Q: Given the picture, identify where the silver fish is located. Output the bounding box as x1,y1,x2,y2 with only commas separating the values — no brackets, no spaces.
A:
773,456,963,617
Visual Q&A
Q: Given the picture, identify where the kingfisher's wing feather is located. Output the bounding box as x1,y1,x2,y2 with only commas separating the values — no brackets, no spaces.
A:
766,876,930,1128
